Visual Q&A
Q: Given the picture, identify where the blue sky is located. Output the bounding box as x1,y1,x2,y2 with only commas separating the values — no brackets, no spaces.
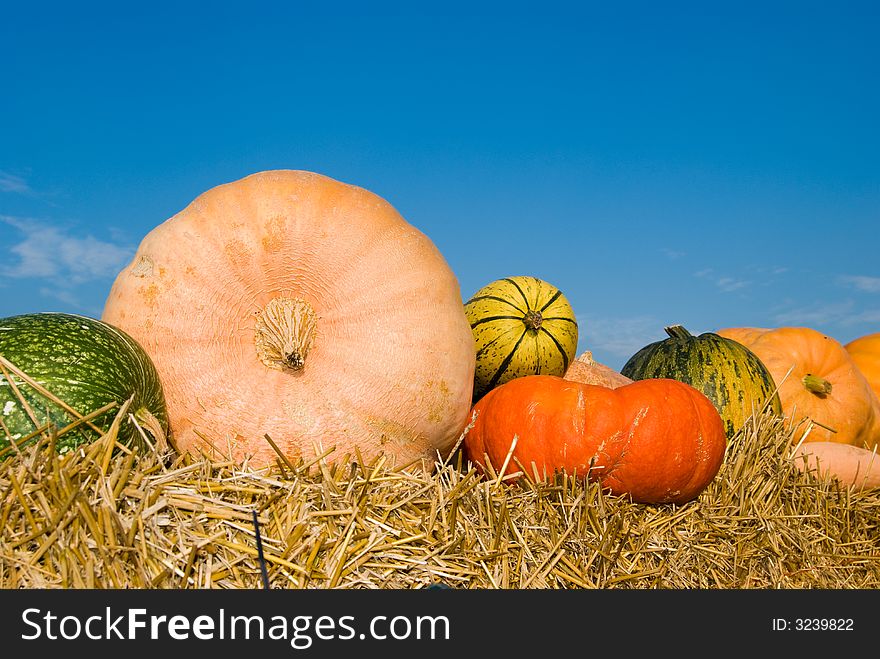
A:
2,1,878,370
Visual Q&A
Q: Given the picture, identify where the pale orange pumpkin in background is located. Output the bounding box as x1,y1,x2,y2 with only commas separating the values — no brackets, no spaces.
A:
563,351,633,389
792,441,880,490
716,326,878,449
102,170,477,468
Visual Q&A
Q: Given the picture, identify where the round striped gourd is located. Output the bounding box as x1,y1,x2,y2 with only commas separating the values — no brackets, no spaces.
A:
0,312,169,455
465,276,578,401
620,324,782,439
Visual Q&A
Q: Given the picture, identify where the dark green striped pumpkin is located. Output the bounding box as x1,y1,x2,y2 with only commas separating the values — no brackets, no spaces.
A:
465,276,578,401
0,312,169,456
620,324,782,439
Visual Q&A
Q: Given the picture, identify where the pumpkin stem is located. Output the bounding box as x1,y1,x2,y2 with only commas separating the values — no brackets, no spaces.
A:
523,310,543,331
802,373,832,396
254,297,317,372
664,325,694,340
579,351,595,365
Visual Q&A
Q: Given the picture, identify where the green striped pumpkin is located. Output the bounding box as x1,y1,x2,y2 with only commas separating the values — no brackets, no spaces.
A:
0,312,169,456
465,276,578,401
620,324,782,439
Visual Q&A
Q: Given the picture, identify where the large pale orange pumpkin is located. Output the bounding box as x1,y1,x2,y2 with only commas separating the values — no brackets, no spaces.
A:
716,326,878,448
102,170,476,468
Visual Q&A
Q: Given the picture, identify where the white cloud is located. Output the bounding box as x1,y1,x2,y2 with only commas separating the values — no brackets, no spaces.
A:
772,299,880,331
577,314,664,360
840,275,880,293
0,215,134,286
773,300,855,327
38,286,82,308
693,268,749,293
743,264,789,277
0,171,31,194
847,309,880,324
660,248,685,260
716,276,749,292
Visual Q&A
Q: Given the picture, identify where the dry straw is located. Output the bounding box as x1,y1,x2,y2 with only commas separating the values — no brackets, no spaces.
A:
1,385,879,589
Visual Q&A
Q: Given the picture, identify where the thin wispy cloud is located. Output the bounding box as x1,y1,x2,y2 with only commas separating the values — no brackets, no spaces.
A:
773,301,854,327
693,268,750,293
0,215,134,287
744,264,789,277
840,275,880,293
771,300,880,327
38,286,82,308
660,248,685,260
577,314,664,364
0,171,31,194
847,309,880,324
716,277,749,292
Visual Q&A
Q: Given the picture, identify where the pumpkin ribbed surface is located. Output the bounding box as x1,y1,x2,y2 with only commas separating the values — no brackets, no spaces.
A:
102,170,476,468
846,332,880,399
621,324,782,439
464,276,578,401
845,333,880,448
0,312,169,454
463,374,727,504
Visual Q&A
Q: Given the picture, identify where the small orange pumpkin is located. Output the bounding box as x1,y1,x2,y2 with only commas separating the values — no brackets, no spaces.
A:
716,326,878,448
462,374,727,504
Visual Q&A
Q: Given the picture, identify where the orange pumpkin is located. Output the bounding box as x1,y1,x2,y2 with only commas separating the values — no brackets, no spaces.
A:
102,170,477,468
716,327,878,448
845,332,880,399
563,351,633,389
462,374,727,504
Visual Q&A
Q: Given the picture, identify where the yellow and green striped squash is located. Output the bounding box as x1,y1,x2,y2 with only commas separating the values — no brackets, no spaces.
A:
465,276,578,401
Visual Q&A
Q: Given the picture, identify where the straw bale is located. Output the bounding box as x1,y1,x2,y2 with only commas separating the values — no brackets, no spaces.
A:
1,401,879,589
